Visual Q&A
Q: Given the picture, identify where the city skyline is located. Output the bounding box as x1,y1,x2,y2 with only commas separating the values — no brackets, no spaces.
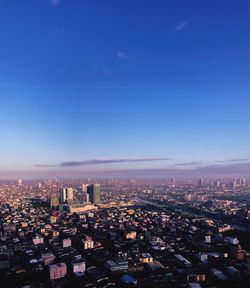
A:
0,0,250,178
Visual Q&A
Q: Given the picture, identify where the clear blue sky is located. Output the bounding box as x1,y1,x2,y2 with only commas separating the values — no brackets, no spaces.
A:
0,0,250,178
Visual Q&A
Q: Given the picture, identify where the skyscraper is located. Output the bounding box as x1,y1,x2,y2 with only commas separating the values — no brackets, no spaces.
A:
231,178,237,190
18,178,23,186
59,188,74,204
81,184,89,193
51,193,59,208
87,184,101,204
198,178,203,187
170,178,176,188
240,178,246,186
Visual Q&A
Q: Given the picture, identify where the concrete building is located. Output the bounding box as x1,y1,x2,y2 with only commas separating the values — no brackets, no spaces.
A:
62,238,71,248
105,256,129,272
59,188,74,204
18,178,23,186
32,235,44,245
72,257,86,276
83,237,94,250
87,184,101,204
49,262,67,280
50,194,59,208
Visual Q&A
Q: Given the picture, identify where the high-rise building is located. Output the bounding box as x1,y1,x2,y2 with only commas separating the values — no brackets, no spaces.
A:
18,178,23,186
215,181,221,188
170,178,176,188
240,178,246,186
50,193,59,208
198,178,203,187
82,184,90,202
59,188,74,204
66,188,74,201
84,191,90,203
81,184,89,192
231,178,237,190
87,184,101,204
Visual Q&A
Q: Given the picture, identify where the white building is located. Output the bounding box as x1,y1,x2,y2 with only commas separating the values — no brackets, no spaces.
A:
72,257,86,275
32,235,44,245
83,238,94,250
63,238,72,248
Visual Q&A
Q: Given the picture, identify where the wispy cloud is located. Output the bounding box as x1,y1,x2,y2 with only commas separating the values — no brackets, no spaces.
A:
93,65,113,76
217,155,250,164
117,51,128,61
35,158,170,168
34,164,56,168
103,67,113,76
174,22,189,31
32,156,250,178
60,158,170,167
175,161,203,166
50,0,62,7
93,162,250,178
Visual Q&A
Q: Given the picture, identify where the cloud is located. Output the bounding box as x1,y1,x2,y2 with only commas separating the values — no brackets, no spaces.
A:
195,162,250,176
93,65,113,76
34,164,56,168
175,161,203,166
103,67,113,76
7,159,250,180
93,162,250,178
215,155,250,165
117,51,128,61
174,22,189,31
217,156,250,163
32,156,250,179
50,0,62,7
59,158,170,167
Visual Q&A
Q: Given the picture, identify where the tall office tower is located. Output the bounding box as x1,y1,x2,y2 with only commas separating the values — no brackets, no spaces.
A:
83,191,90,203
66,188,74,201
59,188,74,204
81,184,89,203
87,184,101,204
51,193,59,208
231,178,237,190
82,184,89,192
216,181,221,188
170,178,176,188
18,178,23,186
240,178,246,186
198,178,203,187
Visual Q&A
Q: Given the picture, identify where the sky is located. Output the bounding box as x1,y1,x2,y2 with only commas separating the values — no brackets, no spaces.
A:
0,0,250,179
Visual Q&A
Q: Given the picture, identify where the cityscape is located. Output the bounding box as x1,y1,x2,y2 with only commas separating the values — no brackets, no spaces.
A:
1,0,250,287
0,178,250,287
